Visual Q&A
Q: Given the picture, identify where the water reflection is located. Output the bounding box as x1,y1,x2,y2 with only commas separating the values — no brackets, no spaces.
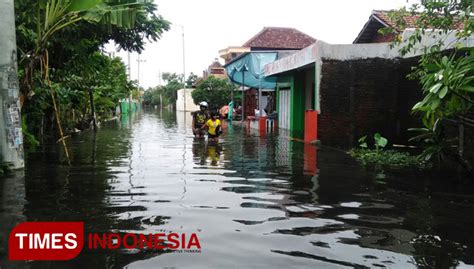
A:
0,172,27,269
0,109,473,268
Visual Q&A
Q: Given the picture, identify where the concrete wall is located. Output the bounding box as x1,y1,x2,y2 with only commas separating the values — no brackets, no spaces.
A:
176,89,199,112
0,0,24,168
265,30,474,77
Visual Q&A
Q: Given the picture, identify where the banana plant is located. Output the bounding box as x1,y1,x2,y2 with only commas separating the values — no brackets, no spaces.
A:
29,0,148,88
23,0,150,164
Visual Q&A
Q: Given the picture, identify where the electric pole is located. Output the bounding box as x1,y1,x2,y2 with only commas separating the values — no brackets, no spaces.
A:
0,0,24,168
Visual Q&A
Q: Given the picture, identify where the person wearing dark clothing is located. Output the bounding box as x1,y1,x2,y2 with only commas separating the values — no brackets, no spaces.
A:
192,101,210,137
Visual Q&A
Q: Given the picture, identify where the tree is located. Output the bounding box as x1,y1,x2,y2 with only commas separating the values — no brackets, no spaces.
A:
385,0,474,170
15,0,159,162
191,76,234,110
14,0,169,157
160,72,183,106
142,72,200,107
186,72,199,88
56,53,133,125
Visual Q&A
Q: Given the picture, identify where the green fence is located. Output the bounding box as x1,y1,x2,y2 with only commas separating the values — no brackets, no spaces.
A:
120,101,141,114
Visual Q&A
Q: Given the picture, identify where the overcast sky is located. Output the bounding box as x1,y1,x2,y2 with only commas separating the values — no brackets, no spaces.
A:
106,0,416,89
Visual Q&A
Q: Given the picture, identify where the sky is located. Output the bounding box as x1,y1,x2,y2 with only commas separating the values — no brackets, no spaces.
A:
106,0,416,89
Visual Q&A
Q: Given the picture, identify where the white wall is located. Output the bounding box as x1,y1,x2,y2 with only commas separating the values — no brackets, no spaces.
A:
176,88,200,112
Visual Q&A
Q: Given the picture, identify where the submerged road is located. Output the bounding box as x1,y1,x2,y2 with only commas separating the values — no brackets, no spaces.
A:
1,110,474,268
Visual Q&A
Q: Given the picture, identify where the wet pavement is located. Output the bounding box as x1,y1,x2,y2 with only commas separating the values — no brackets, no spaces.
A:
1,109,474,268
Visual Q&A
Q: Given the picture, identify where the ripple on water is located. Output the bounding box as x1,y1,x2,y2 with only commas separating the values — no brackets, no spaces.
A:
7,111,474,269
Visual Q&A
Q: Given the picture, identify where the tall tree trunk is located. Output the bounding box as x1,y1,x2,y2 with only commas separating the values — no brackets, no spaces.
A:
0,0,24,169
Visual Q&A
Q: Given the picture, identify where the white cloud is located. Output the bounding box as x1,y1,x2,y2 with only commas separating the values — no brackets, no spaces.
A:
107,0,416,89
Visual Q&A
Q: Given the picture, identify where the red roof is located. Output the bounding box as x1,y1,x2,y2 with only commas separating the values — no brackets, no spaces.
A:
374,10,464,31
209,61,223,69
373,10,418,30
354,10,465,43
242,27,316,50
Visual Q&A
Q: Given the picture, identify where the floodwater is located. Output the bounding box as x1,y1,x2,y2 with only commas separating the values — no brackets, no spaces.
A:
1,109,474,268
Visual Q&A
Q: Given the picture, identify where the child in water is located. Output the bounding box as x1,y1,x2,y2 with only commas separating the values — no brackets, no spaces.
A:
202,112,222,142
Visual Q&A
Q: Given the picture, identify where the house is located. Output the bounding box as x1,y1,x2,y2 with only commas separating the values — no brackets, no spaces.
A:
265,41,418,145
202,59,227,80
192,60,227,89
241,26,316,51
354,10,465,44
264,12,473,147
220,27,315,61
222,27,316,121
219,47,251,65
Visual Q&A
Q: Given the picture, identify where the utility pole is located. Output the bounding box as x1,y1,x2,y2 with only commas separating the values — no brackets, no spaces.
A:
134,54,146,113
241,68,246,122
126,51,132,114
0,0,24,169
181,25,186,112
137,54,146,87
127,52,131,80
158,70,161,86
175,24,186,112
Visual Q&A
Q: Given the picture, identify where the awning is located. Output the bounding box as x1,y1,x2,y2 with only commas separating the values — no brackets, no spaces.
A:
225,52,278,89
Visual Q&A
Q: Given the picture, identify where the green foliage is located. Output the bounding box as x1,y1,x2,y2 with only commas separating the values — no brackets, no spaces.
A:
384,1,473,56
408,119,461,164
104,1,170,53
14,0,169,144
191,76,234,110
142,72,199,107
358,135,368,148
22,116,39,147
350,149,428,169
382,1,474,170
143,88,162,106
186,72,199,88
374,132,388,151
358,133,388,151
160,72,184,106
352,133,428,169
412,52,474,127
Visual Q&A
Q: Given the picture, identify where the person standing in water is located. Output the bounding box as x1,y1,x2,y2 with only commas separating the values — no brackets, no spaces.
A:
192,101,210,137
202,112,222,142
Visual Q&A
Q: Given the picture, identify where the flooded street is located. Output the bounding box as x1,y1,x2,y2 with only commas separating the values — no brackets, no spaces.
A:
1,110,474,268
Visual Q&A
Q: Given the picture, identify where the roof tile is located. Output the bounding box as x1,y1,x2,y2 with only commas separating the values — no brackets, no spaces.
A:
373,10,464,31
242,27,316,50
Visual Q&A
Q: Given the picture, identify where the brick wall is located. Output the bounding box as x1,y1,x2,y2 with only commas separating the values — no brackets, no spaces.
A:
318,58,422,149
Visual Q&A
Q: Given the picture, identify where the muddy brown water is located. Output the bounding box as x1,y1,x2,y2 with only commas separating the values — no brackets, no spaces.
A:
1,110,474,268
